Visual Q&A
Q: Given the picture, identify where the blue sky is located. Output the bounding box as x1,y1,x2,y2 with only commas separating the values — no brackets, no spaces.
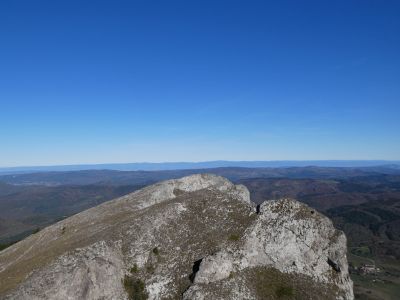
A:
1,1,399,167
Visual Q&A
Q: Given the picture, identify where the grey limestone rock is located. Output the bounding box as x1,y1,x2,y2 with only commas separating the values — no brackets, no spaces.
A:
0,174,353,299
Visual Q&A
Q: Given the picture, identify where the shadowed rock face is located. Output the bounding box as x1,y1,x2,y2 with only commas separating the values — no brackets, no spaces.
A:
0,174,353,300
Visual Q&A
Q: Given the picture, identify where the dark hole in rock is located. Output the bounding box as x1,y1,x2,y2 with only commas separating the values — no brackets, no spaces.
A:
310,210,315,214
256,204,261,214
327,257,341,272
173,188,185,196
189,258,203,282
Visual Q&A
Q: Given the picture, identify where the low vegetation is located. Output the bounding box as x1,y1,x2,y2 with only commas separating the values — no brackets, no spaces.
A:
123,275,148,300
248,267,337,299
32,228,40,234
152,247,159,255
0,241,16,251
129,264,138,273
228,234,240,241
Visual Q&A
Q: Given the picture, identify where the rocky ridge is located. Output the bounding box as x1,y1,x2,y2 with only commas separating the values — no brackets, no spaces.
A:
0,174,353,299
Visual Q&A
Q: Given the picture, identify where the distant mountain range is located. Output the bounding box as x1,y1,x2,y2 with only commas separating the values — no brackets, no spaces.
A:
1,160,399,175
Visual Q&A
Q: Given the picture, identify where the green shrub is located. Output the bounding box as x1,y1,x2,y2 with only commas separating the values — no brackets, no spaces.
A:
152,247,159,255
130,264,138,273
123,275,148,300
228,234,240,241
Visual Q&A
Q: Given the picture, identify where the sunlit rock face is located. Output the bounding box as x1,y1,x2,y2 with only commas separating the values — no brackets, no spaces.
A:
0,174,353,300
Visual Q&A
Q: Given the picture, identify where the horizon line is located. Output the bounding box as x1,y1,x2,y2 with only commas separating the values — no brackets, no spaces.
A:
1,159,400,170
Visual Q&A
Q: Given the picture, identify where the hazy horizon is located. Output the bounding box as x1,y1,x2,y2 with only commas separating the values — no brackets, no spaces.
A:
1,159,399,173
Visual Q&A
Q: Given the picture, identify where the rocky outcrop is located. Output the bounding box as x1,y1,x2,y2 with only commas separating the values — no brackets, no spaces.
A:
0,174,353,299
185,199,353,299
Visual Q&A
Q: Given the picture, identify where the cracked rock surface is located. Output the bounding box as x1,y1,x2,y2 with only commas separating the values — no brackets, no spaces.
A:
0,174,353,299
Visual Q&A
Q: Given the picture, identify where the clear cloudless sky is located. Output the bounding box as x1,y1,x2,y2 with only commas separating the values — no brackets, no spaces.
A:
0,0,399,167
